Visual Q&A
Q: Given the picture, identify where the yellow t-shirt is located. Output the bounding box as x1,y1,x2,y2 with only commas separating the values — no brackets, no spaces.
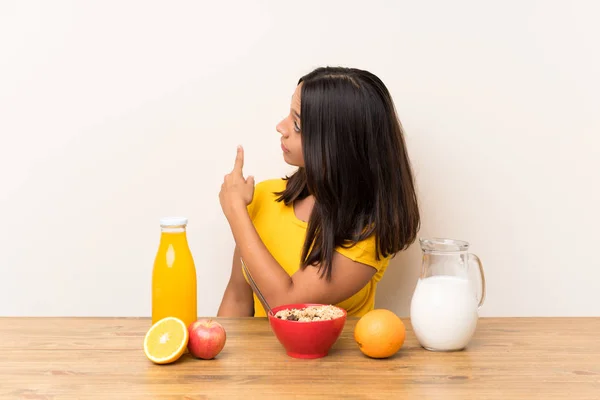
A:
244,178,391,317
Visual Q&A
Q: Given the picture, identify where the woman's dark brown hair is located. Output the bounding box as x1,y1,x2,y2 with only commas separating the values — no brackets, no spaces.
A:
277,67,420,280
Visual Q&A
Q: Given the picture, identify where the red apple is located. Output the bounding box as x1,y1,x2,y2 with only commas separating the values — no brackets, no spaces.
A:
187,319,226,359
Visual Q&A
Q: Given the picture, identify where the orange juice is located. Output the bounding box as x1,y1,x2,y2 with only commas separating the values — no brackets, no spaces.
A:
152,217,197,328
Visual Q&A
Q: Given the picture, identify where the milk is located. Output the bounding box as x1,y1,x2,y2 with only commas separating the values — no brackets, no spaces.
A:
410,275,479,351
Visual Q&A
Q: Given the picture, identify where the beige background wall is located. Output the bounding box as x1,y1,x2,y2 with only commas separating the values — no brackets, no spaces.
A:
1,0,598,317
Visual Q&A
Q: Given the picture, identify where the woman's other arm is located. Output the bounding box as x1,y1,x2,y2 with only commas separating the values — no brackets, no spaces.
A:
217,245,254,317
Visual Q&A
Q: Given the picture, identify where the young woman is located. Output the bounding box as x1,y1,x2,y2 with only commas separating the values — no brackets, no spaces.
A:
217,66,420,318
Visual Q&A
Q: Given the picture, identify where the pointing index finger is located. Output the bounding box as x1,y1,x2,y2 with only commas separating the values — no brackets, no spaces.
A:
233,145,244,174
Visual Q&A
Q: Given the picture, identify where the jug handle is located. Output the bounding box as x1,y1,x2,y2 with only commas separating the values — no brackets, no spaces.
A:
469,253,486,308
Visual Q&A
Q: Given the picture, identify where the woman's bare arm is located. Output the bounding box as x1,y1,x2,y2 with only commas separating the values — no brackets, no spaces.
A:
217,245,254,317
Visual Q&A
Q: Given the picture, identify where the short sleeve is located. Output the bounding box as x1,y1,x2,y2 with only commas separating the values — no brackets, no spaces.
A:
335,235,390,272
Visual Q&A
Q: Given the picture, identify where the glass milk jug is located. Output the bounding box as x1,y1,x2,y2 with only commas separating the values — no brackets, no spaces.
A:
410,238,486,351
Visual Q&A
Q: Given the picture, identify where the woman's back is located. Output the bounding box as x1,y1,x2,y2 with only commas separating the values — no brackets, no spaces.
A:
245,178,391,317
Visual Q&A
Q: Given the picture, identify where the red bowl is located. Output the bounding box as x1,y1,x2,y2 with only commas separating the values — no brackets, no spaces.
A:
267,303,347,359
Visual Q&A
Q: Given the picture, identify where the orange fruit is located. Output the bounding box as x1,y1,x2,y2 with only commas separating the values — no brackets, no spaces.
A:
354,309,406,358
143,317,189,364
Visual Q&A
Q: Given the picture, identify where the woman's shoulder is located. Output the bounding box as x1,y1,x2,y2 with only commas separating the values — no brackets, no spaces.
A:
248,178,287,218
255,177,287,194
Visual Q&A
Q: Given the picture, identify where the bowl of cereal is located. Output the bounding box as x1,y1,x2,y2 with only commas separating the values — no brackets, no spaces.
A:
267,303,347,359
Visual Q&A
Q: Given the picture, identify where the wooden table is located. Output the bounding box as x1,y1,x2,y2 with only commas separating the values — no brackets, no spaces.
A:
1,317,599,399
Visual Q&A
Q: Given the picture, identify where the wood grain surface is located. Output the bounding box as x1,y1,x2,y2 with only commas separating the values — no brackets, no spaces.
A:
1,317,599,399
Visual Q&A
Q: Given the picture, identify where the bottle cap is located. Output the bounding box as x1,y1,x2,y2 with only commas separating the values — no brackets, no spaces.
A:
159,217,188,227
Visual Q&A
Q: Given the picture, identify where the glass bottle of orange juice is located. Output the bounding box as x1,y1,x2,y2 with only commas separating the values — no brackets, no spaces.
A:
152,217,197,328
